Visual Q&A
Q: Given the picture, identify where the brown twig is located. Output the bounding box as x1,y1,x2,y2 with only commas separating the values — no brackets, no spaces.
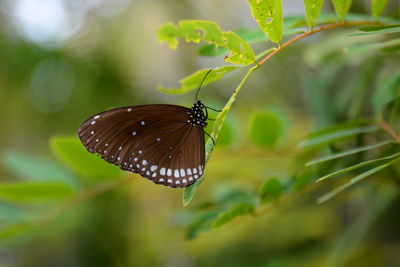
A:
35,176,135,226
258,21,376,66
377,119,400,143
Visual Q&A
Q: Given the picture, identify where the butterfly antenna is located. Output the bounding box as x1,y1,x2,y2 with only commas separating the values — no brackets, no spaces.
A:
195,69,213,101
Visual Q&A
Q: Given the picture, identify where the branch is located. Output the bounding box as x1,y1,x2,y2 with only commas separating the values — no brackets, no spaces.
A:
377,119,400,143
258,21,376,66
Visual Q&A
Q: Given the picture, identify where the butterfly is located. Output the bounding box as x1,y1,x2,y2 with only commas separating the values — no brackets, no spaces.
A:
77,70,216,188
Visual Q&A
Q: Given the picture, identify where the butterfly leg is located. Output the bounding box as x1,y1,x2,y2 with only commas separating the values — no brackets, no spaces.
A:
205,106,222,112
203,130,216,146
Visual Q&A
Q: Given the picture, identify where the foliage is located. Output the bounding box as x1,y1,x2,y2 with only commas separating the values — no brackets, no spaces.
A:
1,0,400,265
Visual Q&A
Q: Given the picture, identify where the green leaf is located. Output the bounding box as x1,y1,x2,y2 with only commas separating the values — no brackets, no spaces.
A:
299,124,379,148
249,109,286,147
50,136,122,180
158,66,238,94
0,224,35,240
235,28,269,43
346,38,400,53
182,66,258,206
316,152,400,182
306,140,393,166
1,151,76,186
350,25,400,36
372,70,400,115
212,203,254,228
185,210,220,239
331,0,353,21
304,0,324,28
157,20,256,65
183,179,204,207
372,0,388,19
197,44,228,56
259,177,283,204
359,25,400,32
0,182,75,204
248,0,283,43
318,160,397,203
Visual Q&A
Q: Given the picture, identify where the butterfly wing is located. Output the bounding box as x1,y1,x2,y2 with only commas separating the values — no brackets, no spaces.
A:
78,105,205,188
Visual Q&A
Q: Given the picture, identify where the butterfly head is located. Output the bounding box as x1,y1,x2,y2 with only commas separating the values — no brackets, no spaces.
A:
188,100,207,128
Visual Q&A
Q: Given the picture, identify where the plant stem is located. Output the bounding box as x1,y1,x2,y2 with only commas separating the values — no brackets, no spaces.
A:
377,119,400,143
258,21,376,66
206,65,258,159
36,176,134,226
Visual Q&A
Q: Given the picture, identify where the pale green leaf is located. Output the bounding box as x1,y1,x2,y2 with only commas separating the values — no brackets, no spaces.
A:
1,151,76,186
331,0,353,21
212,203,254,228
183,179,204,207
157,20,256,65
249,109,287,147
50,136,122,180
0,182,75,204
304,0,324,28
372,70,400,115
306,140,393,166
299,125,379,148
346,38,400,53
350,25,400,36
316,152,400,182
318,160,397,203
372,0,388,19
248,0,283,43
158,66,238,95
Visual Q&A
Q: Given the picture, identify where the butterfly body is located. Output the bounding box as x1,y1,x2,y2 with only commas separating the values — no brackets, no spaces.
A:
78,101,208,188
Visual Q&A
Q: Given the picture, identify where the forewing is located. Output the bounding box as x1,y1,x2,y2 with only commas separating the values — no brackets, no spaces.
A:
78,104,205,187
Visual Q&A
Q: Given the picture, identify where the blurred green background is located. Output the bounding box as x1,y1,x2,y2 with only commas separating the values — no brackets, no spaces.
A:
1,0,400,266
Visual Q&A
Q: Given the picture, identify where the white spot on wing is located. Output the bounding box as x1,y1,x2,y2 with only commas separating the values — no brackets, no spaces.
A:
119,146,123,150
91,121,96,125
167,179,172,183
90,131,94,135
167,169,172,176
127,108,132,112
150,165,157,172
146,171,150,176
159,178,164,182
139,150,142,154
132,131,137,136
152,173,157,178
193,168,197,174
180,169,186,177
156,138,161,142
160,168,166,176
174,169,180,178
134,157,138,161
187,169,192,175
142,160,148,166
194,175,199,179
182,179,187,183
175,180,181,185
94,115,100,119
95,138,99,142
140,121,145,125
188,177,193,181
